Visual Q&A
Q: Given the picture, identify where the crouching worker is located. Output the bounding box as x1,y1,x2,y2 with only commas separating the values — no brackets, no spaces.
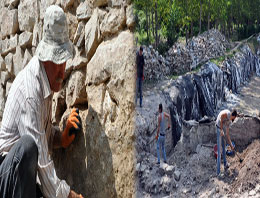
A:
156,104,171,164
0,5,84,198
216,109,238,177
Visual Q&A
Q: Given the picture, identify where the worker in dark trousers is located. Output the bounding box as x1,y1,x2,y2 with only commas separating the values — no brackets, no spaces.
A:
136,46,145,108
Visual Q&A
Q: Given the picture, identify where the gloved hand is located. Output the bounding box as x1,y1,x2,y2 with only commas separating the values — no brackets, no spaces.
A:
155,135,158,140
62,108,82,148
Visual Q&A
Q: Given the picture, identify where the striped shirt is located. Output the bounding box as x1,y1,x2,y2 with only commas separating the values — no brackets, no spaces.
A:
0,56,70,198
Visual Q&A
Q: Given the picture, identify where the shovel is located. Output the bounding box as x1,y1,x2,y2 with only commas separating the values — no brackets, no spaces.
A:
223,137,243,163
234,150,243,163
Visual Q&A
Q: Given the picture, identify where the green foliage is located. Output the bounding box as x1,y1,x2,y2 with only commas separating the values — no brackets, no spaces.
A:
134,0,260,52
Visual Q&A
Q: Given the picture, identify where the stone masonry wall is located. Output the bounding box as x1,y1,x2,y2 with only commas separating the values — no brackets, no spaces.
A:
0,0,136,197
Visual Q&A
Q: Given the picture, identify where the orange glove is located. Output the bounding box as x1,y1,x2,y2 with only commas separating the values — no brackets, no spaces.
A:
61,108,82,148
156,135,158,140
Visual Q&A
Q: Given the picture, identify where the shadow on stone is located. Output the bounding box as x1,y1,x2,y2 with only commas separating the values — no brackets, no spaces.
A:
53,105,117,198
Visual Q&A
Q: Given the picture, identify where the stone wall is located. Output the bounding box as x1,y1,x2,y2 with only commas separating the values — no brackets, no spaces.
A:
0,0,136,197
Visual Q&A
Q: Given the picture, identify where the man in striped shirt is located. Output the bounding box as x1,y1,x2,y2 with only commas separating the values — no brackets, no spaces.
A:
0,5,84,198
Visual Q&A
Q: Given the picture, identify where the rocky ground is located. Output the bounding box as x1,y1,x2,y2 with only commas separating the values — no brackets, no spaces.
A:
136,31,260,197
136,135,260,198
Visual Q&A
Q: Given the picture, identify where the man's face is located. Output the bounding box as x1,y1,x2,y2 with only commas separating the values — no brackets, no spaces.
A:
43,61,66,92
139,50,143,56
231,115,236,122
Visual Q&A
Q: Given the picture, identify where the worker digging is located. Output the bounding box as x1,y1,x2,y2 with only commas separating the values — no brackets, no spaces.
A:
215,109,238,178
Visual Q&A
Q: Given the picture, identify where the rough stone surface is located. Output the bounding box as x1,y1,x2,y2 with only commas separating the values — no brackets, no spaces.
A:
0,86,5,119
19,31,33,48
73,21,85,45
0,8,18,39
32,21,43,47
173,170,181,181
76,2,92,21
65,69,88,108
100,7,125,37
126,5,134,29
4,0,20,9
86,84,105,116
0,56,5,71
13,46,24,76
108,0,125,7
92,0,108,8
22,49,32,68
5,80,12,97
85,8,101,61
61,0,74,11
1,34,18,56
1,71,10,86
52,87,66,125
18,0,39,32
5,53,13,74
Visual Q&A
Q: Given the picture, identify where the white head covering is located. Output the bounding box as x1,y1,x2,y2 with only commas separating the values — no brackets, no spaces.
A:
35,5,73,64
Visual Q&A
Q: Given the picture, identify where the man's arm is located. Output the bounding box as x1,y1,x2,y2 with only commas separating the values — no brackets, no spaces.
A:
19,98,71,198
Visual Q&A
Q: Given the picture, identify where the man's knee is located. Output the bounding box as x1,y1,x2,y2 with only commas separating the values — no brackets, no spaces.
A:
19,135,38,162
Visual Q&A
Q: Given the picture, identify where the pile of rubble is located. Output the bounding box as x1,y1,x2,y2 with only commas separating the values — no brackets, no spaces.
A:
136,119,260,197
141,29,231,80
167,29,231,73
142,45,170,80
136,152,180,197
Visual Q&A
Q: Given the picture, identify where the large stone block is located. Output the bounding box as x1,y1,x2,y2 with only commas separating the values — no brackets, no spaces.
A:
0,86,5,119
5,80,12,97
0,8,18,39
18,0,39,32
0,56,5,71
92,0,108,7
86,83,105,115
86,30,135,105
65,69,88,108
61,0,74,11
13,46,24,76
4,53,13,74
4,0,20,9
39,0,56,20
19,31,33,49
1,71,10,86
73,21,85,45
32,21,43,47
22,49,32,68
85,8,101,61
52,87,66,125
108,0,125,7
76,2,92,21
1,34,18,56
67,12,78,42
100,7,126,37
126,4,134,29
